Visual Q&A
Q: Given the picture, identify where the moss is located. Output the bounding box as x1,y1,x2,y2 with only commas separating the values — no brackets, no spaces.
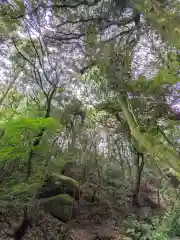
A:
41,194,77,222
41,193,74,205
52,173,79,185
51,173,81,200
38,173,82,200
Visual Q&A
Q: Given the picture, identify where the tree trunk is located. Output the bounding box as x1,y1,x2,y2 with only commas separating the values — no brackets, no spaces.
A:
26,92,53,179
118,95,179,172
133,153,144,206
12,207,31,240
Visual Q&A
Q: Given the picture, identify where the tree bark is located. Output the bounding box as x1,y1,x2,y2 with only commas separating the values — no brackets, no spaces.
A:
26,90,54,179
133,152,144,206
12,207,31,240
118,95,179,171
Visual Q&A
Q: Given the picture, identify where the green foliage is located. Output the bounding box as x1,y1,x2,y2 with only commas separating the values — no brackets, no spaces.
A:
167,201,180,237
81,66,101,83
60,98,85,125
125,217,168,240
135,0,180,48
1,0,180,238
95,100,121,114
125,217,153,240
0,15,19,37
0,116,58,203
48,155,67,174
85,24,98,49
0,117,56,162
104,169,125,187
125,200,180,239
11,38,40,67
150,232,168,240
130,69,179,94
0,1,25,37
152,69,179,88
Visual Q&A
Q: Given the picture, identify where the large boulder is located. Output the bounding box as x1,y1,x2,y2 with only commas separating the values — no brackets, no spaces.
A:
38,174,81,201
52,173,82,200
40,194,78,222
38,177,62,198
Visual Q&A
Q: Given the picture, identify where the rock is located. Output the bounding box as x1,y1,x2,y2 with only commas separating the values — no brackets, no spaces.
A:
41,194,78,222
52,173,82,200
38,173,81,201
38,179,62,198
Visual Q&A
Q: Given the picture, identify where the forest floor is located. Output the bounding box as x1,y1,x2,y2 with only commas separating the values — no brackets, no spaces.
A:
66,182,164,240
0,179,165,240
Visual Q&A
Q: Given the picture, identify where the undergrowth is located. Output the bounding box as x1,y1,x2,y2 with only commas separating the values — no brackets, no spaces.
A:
124,197,180,240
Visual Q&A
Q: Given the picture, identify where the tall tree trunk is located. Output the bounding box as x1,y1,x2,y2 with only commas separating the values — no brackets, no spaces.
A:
26,93,53,179
133,152,144,206
118,95,179,171
27,127,46,178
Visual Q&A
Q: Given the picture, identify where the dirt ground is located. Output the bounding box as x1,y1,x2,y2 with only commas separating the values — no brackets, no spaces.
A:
0,180,166,240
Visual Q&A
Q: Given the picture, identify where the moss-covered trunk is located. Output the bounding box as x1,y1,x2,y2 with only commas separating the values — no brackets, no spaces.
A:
118,95,180,171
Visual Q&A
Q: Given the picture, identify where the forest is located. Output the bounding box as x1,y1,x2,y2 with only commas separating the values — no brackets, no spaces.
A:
0,0,180,239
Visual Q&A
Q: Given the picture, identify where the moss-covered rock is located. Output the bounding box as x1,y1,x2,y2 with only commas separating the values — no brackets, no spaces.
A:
38,173,81,201
40,194,78,222
38,176,62,198
52,173,82,200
